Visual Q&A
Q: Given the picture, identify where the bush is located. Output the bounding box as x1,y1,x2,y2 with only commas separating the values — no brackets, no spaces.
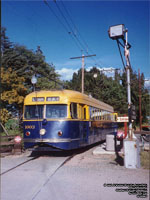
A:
4,118,22,136
5,119,19,130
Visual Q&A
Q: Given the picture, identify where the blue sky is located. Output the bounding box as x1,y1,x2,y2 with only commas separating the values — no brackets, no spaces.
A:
2,0,150,86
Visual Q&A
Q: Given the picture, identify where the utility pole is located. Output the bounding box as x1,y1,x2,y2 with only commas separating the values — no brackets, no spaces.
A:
70,54,96,93
82,54,84,94
138,69,142,131
108,24,140,168
124,30,133,139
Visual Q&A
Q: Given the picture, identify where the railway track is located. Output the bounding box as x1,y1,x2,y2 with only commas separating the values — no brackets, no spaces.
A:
1,151,75,200
1,144,103,200
1,151,74,176
0,156,38,176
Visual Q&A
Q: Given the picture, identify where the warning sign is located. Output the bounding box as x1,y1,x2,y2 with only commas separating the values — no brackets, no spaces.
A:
117,116,129,122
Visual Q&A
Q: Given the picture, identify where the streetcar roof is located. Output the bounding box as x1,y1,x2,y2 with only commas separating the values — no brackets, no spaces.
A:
24,90,114,112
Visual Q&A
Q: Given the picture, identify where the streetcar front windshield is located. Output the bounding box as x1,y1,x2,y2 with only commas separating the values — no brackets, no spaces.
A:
46,104,67,119
24,105,44,119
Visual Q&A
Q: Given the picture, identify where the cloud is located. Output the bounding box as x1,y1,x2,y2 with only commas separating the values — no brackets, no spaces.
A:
56,68,79,81
54,59,81,80
56,66,119,81
145,80,150,90
86,66,116,78
55,58,121,81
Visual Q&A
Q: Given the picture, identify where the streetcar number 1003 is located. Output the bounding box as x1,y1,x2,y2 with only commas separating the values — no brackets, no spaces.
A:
25,125,35,129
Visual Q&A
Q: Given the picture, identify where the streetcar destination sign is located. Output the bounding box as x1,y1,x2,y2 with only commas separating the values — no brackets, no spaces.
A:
117,116,129,122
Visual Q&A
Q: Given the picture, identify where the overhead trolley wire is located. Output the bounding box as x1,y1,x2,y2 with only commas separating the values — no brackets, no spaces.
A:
44,0,93,55
53,0,89,54
59,0,104,68
43,0,69,33
43,0,116,71
43,0,82,52
59,0,106,69
60,1,115,69
60,0,89,51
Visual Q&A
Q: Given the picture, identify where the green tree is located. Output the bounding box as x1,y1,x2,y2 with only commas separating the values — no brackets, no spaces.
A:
121,69,149,124
1,27,62,118
1,67,27,114
1,28,61,92
1,27,13,55
64,66,149,125
2,44,60,92
65,67,127,113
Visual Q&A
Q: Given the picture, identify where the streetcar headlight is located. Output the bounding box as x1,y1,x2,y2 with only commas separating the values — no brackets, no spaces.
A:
40,128,46,135
58,131,63,137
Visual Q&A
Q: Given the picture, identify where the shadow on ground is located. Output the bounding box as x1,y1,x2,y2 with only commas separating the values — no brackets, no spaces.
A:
114,136,124,166
28,140,105,158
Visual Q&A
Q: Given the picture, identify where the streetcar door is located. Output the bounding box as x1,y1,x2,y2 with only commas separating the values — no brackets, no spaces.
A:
79,105,89,144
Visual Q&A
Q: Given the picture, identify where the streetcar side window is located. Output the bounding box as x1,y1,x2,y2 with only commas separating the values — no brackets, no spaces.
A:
89,107,92,120
70,103,78,119
93,108,96,120
108,112,111,120
101,110,103,120
89,107,96,120
84,108,86,120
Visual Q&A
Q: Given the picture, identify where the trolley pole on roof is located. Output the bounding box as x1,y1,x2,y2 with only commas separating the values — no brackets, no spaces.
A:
70,54,96,93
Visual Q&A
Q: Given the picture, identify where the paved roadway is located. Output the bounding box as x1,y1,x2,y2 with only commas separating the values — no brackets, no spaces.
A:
1,151,71,200
1,143,149,200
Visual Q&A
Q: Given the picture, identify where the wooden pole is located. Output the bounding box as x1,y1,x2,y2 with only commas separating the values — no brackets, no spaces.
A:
0,122,9,136
70,54,96,94
82,54,84,93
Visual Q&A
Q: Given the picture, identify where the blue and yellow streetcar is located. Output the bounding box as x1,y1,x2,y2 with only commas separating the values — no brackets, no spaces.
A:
23,90,117,150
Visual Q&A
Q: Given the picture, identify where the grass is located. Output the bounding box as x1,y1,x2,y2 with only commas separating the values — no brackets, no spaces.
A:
140,150,150,169
1,130,22,136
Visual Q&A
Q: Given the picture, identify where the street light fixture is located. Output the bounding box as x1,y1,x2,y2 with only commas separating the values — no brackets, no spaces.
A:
108,24,125,40
31,74,37,85
31,74,37,91
93,73,98,78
